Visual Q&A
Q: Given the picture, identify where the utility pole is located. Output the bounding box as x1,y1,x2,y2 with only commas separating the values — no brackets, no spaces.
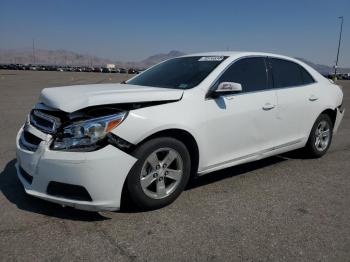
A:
32,39,36,65
334,16,344,77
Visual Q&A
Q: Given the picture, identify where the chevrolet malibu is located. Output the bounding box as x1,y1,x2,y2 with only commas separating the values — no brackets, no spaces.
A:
16,52,345,211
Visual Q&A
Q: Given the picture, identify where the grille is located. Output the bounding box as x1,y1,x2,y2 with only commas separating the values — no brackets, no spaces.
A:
30,110,61,134
47,182,93,202
19,130,42,151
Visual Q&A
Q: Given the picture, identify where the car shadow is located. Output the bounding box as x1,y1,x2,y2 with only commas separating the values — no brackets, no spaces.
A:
186,155,287,190
0,150,304,217
121,154,292,213
0,159,110,221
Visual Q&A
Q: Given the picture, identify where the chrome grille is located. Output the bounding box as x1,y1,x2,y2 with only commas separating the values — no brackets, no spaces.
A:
30,110,61,134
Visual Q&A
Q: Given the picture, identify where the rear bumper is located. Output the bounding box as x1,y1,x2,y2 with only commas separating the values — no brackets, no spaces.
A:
16,126,137,212
333,107,345,133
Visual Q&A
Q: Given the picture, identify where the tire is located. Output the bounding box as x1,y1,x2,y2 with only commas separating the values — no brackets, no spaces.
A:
126,137,191,210
304,114,333,158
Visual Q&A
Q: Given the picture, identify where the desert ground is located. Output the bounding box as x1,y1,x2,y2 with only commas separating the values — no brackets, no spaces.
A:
0,70,349,261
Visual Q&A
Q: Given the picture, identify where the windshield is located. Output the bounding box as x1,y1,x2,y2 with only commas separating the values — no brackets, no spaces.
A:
127,56,227,89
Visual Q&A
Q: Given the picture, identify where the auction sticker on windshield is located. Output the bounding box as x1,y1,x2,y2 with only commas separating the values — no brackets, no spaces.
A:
198,56,224,61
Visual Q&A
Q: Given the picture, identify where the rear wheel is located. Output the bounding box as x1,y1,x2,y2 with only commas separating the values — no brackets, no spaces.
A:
304,114,333,158
126,137,191,210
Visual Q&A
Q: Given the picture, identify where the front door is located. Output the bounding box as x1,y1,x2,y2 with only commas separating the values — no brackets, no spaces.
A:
202,57,278,171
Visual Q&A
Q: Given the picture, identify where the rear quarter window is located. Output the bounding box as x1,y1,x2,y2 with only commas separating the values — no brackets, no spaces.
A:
299,66,315,84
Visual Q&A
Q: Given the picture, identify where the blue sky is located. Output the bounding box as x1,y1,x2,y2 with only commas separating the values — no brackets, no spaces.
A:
0,0,349,66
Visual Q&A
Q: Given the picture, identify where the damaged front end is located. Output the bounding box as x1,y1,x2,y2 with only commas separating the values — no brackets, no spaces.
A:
16,102,140,211
27,100,179,153
28,103,133,153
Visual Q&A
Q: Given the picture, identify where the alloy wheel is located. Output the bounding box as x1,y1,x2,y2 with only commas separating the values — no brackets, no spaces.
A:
314,120,331,151
140,147,183,199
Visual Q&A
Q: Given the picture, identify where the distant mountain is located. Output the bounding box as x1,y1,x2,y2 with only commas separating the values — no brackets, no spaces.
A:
0,49,185,68
140,50,186,67
0,48,114,66
296,57,350,75
117,50,186,68
0,48,349,73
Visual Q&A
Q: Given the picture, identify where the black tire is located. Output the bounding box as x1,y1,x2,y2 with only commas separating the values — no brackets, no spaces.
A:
304,114,333,158
126,137,191,210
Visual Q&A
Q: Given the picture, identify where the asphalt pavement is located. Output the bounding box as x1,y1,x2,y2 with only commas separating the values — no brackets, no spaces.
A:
0,70,349,261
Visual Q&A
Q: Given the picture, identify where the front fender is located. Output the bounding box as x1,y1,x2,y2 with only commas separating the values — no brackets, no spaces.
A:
112,102,204,150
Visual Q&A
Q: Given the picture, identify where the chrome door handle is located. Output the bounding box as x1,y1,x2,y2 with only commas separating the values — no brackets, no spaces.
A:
262,103,275,110
309,95,319,101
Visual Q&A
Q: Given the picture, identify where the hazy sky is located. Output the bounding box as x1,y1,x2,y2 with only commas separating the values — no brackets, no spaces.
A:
0,0,349,66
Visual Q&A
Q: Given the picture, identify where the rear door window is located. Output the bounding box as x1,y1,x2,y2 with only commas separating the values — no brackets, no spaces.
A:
270,58,315,88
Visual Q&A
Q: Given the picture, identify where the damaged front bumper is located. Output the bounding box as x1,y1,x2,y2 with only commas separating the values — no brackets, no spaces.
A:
333,106,345,133
15,125,137,212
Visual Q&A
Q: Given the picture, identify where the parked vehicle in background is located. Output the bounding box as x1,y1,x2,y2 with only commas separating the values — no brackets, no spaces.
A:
0,63,134,72
93,67,102,73
341,73,350,80
84,67,94,72
327,73,350,80
16,64,26,70
102,67,111,73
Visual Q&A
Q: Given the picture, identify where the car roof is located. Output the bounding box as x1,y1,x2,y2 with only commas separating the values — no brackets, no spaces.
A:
182,51,295,60
181,51,327,83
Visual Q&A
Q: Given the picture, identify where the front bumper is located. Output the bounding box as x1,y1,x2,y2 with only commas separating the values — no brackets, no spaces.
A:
333,106,345,133
15,125,137,211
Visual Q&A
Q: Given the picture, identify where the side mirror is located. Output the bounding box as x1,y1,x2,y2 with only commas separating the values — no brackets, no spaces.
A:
208,82,242,98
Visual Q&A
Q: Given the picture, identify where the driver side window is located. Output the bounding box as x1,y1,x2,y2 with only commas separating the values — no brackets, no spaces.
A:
218,57,269,93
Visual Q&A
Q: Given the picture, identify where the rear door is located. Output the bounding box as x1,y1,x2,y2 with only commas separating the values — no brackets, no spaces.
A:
269,58,320,145
203,57,279,170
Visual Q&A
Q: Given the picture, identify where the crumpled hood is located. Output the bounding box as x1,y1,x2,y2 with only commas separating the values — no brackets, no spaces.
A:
39,83,183,112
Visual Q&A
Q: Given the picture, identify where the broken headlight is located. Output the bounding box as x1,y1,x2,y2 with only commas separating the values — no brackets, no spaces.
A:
51,112,127,151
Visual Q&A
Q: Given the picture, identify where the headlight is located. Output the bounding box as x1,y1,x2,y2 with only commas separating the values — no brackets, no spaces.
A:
52,112,127,151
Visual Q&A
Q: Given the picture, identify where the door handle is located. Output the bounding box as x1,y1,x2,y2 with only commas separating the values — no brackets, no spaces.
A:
262,103,275,110
309,95,319,101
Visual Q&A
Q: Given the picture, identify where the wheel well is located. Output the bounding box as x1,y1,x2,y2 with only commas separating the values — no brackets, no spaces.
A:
321,109,337,126
137,129,200,177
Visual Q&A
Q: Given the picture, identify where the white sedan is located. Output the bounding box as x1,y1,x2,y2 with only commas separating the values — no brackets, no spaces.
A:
16,52,344,211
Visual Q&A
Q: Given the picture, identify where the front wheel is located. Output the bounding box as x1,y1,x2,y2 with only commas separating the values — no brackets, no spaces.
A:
304,114,333,158
126,137,191,210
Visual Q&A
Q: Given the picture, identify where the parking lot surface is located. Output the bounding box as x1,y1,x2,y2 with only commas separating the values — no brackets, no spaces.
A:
0,70,349,262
